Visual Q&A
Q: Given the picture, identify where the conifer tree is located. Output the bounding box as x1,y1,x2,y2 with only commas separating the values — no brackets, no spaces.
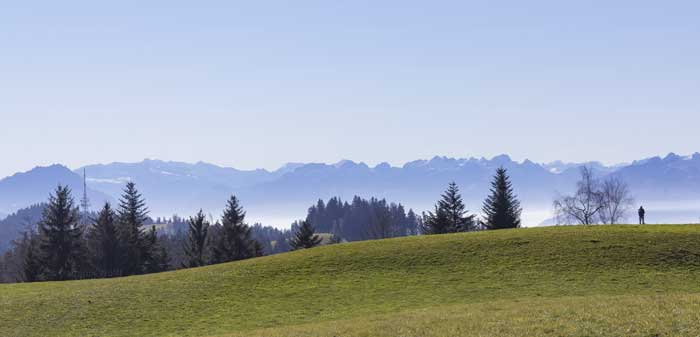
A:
87,203,122,277
21,230,42,282
290,220,322,250
420,206,450,234
37,185,85,281
273,231,292,253
366,204,394,239
406,209,420,235
117,182,149,275
252,240,265,258
183,210,210,268
421,182,475,234
211,196,261,263
144,225,169,273
481,167,522,230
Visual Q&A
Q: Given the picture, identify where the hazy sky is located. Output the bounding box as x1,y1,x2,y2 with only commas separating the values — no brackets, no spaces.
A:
1,1,699,178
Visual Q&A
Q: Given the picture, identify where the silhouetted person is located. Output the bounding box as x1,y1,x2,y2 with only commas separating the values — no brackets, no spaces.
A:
638,206,646,224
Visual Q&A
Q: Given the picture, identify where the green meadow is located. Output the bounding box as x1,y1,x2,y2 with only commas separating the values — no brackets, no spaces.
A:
3,224,700,337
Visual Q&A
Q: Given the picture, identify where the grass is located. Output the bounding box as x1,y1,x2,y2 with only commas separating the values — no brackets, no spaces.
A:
223,294,700,337
3,224,700,336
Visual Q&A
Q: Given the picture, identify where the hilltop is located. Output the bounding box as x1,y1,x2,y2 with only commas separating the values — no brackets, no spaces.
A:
2,224,700,336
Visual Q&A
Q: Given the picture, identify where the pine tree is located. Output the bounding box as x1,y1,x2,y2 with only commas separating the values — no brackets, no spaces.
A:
273,231,292,253
406,209,420,235
367,206,393,239
183,210,210,268
482,167,522,230
37,185,85,281
421,182,475,234
21,230,42,282
87,203,122,277
420,206,450,234
211,196,261,263
117,182,149,275
252,240,265,257
290,221,322,250
144,226,169,273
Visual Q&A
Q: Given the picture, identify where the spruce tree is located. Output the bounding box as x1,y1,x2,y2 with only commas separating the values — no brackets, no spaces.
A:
37,185,85,281
144,225,169,273
290,221,322,250
21,230,42,282
211,196,261,263
183,210,210,268
252,240,265,258
406,209,420,235
117,182,149,275
420,206,450,234
273,231,292,253
87,203,122,277
481,167,522,230
421,182,475,234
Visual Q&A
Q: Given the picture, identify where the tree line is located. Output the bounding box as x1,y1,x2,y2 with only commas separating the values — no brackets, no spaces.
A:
16,183,170,281
304,196,420,241
0,181,330,282
0,166,633,283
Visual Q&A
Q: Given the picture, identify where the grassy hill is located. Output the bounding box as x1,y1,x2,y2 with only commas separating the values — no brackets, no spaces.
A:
3,225,700,336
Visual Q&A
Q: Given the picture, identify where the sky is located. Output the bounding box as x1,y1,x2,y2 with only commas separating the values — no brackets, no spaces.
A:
1,0,699,178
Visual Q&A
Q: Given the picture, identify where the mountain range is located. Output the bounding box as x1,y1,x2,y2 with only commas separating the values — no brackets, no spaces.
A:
1,153,700,230
0,165,113,214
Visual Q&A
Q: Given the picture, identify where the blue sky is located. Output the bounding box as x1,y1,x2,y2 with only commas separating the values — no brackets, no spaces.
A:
1,0,699,177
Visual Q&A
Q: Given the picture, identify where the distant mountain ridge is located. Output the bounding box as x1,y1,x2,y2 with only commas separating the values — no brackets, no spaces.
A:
0,164,112,215
1,153,699,227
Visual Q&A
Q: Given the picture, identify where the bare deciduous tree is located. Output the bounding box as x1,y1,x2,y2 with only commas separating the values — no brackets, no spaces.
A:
554,166,634,225
598,175,634,224
554,166,605,225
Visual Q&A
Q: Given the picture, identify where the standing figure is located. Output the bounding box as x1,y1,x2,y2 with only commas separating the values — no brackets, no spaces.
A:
638,206,646,225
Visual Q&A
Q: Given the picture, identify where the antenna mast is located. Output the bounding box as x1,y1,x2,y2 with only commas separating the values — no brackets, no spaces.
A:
80,168,91,223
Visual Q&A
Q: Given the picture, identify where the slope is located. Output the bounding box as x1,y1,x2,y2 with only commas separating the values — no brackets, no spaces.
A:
2,225,700,337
